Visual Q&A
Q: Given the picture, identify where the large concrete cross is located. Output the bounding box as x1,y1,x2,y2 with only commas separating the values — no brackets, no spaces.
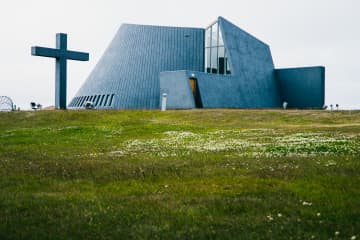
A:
31,33,89,110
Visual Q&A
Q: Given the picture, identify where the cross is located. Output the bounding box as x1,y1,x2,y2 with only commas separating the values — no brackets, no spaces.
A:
31,33,89,110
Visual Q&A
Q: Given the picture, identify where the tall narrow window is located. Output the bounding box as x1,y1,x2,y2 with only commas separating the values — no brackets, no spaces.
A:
99,95,105,106
205,27,211,73
205,48,211,73
218,46,225,74
74,97,80,107
108,94,115,106
80,96,86,107
204,20,231,75
95,95,100,106
104,94,110,106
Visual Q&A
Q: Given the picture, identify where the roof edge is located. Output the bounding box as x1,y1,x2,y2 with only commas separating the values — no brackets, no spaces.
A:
218,16,270,47
120,22,205,31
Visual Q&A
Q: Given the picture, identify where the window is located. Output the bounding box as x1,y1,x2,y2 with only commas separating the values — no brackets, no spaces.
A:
211,22,218,47
80,96,86,107
74,97,80,107
69,98,75,107
108,94,115,106
95,95,100,106
104,94,110,106
218,46,225,74
99,95,105,106
74,94,115,108
204,21,231,75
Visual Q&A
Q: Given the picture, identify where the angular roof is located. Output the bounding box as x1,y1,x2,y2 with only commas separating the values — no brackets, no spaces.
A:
71,24,204,109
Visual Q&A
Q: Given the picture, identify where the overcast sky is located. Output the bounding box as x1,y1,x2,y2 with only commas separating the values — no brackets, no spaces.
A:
0,0,359,110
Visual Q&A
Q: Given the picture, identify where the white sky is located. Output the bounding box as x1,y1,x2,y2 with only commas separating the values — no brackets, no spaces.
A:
0,0,359,110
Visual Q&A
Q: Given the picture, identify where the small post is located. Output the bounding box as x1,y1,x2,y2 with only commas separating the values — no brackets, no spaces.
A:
161,93,167,111
282,101,288,110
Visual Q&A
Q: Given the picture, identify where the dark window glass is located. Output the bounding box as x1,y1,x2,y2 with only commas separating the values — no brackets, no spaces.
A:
80,97,86,106
95,95,100,106
104,95,110,106
109,94,115,106
99,95,105,106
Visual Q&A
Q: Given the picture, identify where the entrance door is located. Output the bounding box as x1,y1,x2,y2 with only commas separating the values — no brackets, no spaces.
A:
190,78,196,96
189,78,203,108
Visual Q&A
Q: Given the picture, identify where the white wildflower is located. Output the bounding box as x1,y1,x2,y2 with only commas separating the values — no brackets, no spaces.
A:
325,161,337,167
302,201,313,206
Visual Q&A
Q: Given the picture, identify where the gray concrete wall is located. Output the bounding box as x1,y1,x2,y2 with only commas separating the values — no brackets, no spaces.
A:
196,73,242,108
70,24,204,109
219,17,281,108
160,70,270,109
275,66,325,108
160,71,195,109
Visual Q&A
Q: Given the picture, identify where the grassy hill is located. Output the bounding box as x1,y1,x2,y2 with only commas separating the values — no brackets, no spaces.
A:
0,109,359,239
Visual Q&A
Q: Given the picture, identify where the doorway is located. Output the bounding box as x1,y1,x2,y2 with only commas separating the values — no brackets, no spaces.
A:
189,78,203,108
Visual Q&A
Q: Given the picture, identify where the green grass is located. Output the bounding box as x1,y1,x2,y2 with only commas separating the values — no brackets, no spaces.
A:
0,109,359,239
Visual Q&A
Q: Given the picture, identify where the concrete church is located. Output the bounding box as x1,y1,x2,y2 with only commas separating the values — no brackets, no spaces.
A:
69,17,325,110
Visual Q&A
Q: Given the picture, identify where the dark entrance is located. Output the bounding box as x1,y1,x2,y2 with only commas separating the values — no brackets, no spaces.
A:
189,78,203,108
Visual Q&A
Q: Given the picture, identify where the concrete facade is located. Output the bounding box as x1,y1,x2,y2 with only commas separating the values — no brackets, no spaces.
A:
218,17,281,108
160,71,196,109
70,17,325,110
275,67,325,108
70,24,203,109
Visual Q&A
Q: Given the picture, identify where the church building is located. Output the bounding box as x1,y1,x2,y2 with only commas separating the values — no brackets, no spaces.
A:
69,17,325,109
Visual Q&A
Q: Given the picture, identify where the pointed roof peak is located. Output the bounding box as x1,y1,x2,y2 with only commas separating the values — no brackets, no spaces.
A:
218,16,233,24
217,16,269,47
